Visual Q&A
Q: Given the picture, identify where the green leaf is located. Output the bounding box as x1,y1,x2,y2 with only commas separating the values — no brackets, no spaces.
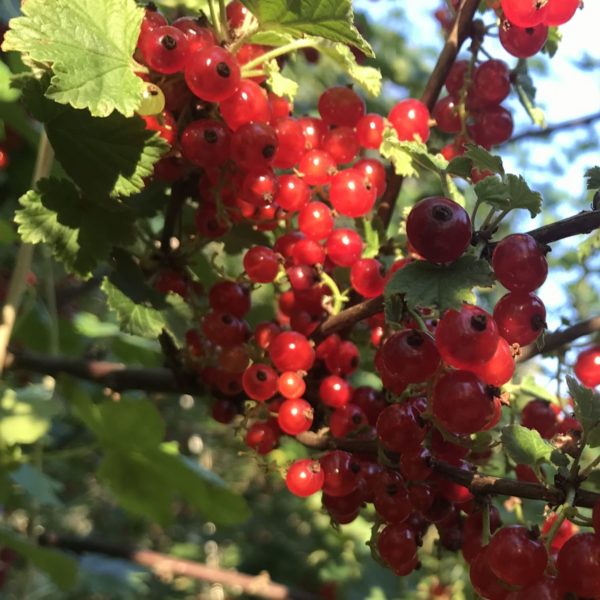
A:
464,145,505,176
17,75,167,198
0,385,60,445
578,229,600,261
543,27,562,58
241,0,374,57
446,156,473,180
379,128,446,178
567,375,600,447
505,174,543,218
3,0,146,117
501,424,554,467
15,179,136,278
384,255,495,312
586,166,600,190
0,529,77,590
11,464,63,507
474,176,510,210
264,60,298,101
514,60,546,127
317,42,381,96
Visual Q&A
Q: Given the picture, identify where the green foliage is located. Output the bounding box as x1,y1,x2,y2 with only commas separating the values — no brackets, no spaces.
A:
586,166,600,190
384,255,495,313
567,376,600,447
11,464,64,507
500,424,554,468
241,0,374,57
2,0,146,117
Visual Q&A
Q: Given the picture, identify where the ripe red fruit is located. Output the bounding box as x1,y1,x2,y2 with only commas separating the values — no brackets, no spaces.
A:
472,60,511,107
181,119,230,168
140,26,188,74
388,99,431,142
432,96,461,133
275,174,310,212
435,304,499,367
373,471,411,523
184,46,240,102
202,311,247,347
376,403,426,453
354,158,387,197
468,106,514,147
445,60,469,95
286,459,324,497
508,577,563,600
556,533,600,598
406,196,471,264
172,17,216,52
574,346,600,387
322,127,359,165
246,421,279,454
377,523,418,569
522,399,558,439
350,258,386,298
212,398,238,424
356,113,385,149
487,525,548,587
319,450,360,497
492,234,548,292
273,118,305,169
269,331,315,372
219,79,270,131
243,246,279,283
380,329,440,383
298,116,326,150
298,201,334,240
231,122,278,169
469,336,515,386
541,514,575,552
501,0,547,27
329,169,376,218
432,371,499,435
242,364,278,402
319,375,351,408
277,398,313,435
493,292,546,346
469,546,512,600
298,149,336,186
277,371,306,399
209,281,250,318
318,86,365,128
329,404,367,438
326,229,363,267
544,0,580,25
499,21,548,58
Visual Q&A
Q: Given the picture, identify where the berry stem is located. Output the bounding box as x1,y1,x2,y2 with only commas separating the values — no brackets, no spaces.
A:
0,131,54,377
320,270,349,316
207,0,224,43
240,39,316,73
218,0,230,43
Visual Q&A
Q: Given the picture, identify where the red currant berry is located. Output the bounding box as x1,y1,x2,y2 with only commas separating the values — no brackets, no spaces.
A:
219,79,270,131
231,122,278,169
184,46,240,102
329,403,368,438
501,0,547,27
470,546,513,600
298,201,334,241
274,175,310,213
380,329,440,383
468,105,514,147
269,93,292,119
373,472,412,524
388,99,431,142
202,311,247,347
318,86,365,128
277,398,313,435
243,246,280,283
376,403,426,453
433,96,461,133
493,292,546,346
499,21,548,58
350,258,386,298
556,533,600,598
242,364,278,402
286,459,324,497
172,17,216,52
469,336,515,386
521,399,558,439
298,116,326,150
406,196,471,264
352,386,385,426
377,523,418,569
298,149,336,186
319,375,351,408
354,158,387,198
141,26,188,74
209,281,250,318
322,126,359,165
472,60,511,107
544,0,580,25
319,450,360,497
329,168,376,218
445,60,469,95
246,420,279,454
181,119,230,168
277,371,306,399
574,346,600,388
326,229,363,267
269,331,315,372
492,233,548,292
212,398,238,424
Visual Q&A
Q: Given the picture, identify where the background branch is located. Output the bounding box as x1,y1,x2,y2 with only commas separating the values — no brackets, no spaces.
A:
39,533,318,600
510,110,600,144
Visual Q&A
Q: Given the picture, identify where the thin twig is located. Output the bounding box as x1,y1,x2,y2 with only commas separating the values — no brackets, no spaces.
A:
510,110,600,144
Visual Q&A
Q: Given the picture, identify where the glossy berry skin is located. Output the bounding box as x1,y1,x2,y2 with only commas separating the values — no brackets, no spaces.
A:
319,375,351,408
556,533,600,598
354,158,387,198
350,258,386,298
380,329,440,383
318,86,365,128
209,281,250,318
219,79,270,131
376,403,426,453
487,525,548,587
499,22,548,58
432,96,461,134
212,398,238,424
492,234,548,292
470,336,515,386
322,127,359,165
275,175,310,212
181,119,230,168
172,17,216,52
277,398,313,435
545,0,580,26
319,450,360,497
141,26,188,74
242,364,278,402
273,118,305,169
355,113,385,149
298,149,336,186
244,246,279,283
445,60,469,95
298,202,334,241
501,0,547,27
468,106,514,147
388,99,431,142
299,117,326,150
436,304,499,366
432,371,499,435
184,46,241,102
286,459,324,497
202,311,247,348
277,371,306,399
246,421,279,454
508,577,563,600
269,331,315,372
373,472,411,523
329,169,376,218
574,346,600,387
329,404,367,438
472,60,511,107
377,523,418,569
470,547,512,600
231,122,278,169
493,292,546,346
406,197,471,264
326,229,363,267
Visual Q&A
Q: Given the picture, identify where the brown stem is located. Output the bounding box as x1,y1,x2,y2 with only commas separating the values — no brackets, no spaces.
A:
377,0,481,229
315,210,600,339
510,110,600,144
39,533,318,600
